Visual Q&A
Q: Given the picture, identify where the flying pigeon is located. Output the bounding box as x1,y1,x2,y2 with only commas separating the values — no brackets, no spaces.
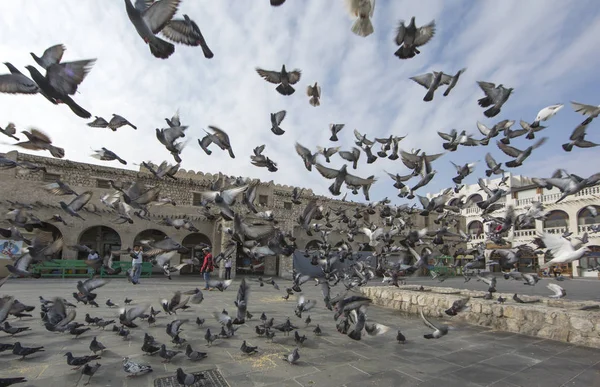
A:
345,0,376,37
256,65,302,96
306,82,321,106
394,17,436,59
477,81,513,118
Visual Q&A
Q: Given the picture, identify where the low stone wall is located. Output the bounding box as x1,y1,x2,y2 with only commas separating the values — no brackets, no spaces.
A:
359,286,600,349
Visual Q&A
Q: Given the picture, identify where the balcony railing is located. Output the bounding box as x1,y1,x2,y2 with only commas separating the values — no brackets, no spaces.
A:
543,226,567,235
469,233,485,240
515,197,534,207
514,229,536,238
578,224,600,233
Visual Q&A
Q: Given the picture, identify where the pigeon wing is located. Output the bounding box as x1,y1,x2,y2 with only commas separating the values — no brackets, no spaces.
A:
287,70,302,84
256,68,282,84
142,0,180,34
413,20,436,46
68,191,93,211
496,141,522,158
410,73,433,89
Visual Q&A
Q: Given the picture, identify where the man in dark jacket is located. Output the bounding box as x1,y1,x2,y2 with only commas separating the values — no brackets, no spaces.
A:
200,247,214,290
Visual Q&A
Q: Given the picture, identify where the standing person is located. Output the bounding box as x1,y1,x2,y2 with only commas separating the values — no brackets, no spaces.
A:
130,245,144,285
224,256,232,280
200,247,214,290
87,249,99,275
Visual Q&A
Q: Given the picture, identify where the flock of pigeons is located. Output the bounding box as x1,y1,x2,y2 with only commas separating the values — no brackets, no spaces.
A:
0,0,599,385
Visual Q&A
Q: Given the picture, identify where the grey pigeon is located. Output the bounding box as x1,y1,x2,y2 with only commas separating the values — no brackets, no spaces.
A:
30,44,65,69
477,81,513,118
14,129,64,158
176,368,205,386
306,82,321,106
283,347,300,364
256,65,302,96
295,142,318,171
86,116,109,128
410,71,447,102
122,356,153,376
443,68,467,96
124,0,181,59
0,62,39,95
91,147,127,165
108,114,137,131
420,309,448,339
329,123,345,142
162,14,214,58
0,122,19,140
394,17,436,59
562,121,599,151
497,137,547,168
81,363,101,386
60,191,93,220
270,110,287,135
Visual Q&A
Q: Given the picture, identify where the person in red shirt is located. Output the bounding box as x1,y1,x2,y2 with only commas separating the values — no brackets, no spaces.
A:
200,247,214,290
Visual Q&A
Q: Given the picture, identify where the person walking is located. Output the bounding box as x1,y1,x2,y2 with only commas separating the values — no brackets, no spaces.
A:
224,256,232,280
129,244,144,285
87,249,99,275
200,247,214,290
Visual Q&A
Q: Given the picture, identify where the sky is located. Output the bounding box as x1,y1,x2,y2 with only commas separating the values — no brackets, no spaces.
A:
1,0,600,206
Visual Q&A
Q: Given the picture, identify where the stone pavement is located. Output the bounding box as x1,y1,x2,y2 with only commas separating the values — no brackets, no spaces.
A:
0,276,599,387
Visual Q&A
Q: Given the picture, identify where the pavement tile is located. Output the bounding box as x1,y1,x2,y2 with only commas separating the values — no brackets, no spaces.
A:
560,367,600,386
1,276,599,387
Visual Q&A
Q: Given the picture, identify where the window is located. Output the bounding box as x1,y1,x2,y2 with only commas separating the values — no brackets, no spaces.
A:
536,187,543,195
192,192,204,206
96,179,111,189
512,191,518,199
284,201,292,210
259,195,268,205
43,172,60,182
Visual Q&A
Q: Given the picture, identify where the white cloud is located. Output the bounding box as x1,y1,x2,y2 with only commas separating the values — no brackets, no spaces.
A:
0,0,598,203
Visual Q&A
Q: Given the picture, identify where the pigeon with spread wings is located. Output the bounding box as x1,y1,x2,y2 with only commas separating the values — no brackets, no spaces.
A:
256,65,302,96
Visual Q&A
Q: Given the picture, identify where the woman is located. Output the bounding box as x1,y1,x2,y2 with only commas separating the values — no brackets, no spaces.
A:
200,247,214,290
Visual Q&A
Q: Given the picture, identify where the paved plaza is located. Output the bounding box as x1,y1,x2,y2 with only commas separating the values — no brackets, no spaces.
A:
0,276,599,387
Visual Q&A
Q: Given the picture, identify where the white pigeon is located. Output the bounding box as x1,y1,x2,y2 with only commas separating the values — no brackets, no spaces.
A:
345,0,376,37
531,104,563,128
538,232,590,269
360,227,384,247
546,283,566,299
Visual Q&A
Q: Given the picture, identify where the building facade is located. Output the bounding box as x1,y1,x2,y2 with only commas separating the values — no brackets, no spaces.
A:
0,151,447,279
427,173,600,278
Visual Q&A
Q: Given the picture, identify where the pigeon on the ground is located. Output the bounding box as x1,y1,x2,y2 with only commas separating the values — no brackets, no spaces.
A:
123,357,153,376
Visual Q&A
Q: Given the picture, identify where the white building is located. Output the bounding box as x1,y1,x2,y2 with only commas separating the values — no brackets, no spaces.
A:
426,173,600,278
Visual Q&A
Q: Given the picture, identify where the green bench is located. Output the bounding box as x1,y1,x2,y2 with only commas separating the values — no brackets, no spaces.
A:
31,260,153,279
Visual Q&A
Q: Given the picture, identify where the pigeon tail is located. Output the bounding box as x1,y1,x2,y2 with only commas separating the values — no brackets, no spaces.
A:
351,17,374,37
149,36,175,59
485,169,493,177
423,89,435,102
484,106,501,118
276,83,295,95
525,132,535,140
200,45,214,59
394,46,417,59
62,96,91,119
452,176,463,184
347,330,362,341
505,160,520,168
530,120,540,128
561,143,573,152
309,96,320,107
271,126,285,135
423,333,435,339
49,145,65,159
329,133,339,142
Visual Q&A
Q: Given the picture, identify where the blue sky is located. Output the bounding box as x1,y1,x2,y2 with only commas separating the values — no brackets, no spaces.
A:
0,0,599,205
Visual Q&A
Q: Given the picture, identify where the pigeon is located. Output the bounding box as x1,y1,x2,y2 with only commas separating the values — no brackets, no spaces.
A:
122,357,153,376
477,81,514,118
562,121,599,152
0,62,40,95
497,137,547,168
283,347,300,364
12,342,44,359
0,122,19,141
14,128,64,159
270,110,287,135
420,309,448,339
256,65,302,96
240,340,258,355
571,101,600,124
410,71,448,102
444,298,470,316
205,125,235,159
124,0,181,59
158,344,181,363
396,330,406,344
532,104,563,128
108,114,137,131
443,68,467,96
176,368,205,386
313,324,322,336
547,283,566,299
91,147,127,165
316,146,340,163
345,0,376,37
89,337,106,354
329,124,345,142
185,344,207,361
306,82,321,106
64,352,101,370
81,363,101,386
394,17,436,59
162,14,214,59
87,116,109,128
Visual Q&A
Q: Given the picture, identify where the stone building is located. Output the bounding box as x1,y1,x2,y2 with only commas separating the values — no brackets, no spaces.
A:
0,151,461,279
426,173,600,278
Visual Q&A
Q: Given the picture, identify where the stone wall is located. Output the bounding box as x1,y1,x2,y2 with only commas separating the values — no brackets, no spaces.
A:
359,286,600,349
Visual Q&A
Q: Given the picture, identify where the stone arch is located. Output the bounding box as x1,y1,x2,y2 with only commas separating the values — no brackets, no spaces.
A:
580,245,600,270
543,210,569,229
361,245,374,252
134,229,168,246
467,193,483,205
334,240,345,248
467,220,484,235
577,205,600,226
180,233,211,274
305,240,320,250
78,225,121,260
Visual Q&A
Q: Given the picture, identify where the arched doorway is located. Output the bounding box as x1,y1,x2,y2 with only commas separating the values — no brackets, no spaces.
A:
577,205,600,233
467,220,484,237
134,229,168,246
579,245,600,270
543,210,569,232
467,194,483,206
78,226,121,260
305,240,320,250
180,233,211,275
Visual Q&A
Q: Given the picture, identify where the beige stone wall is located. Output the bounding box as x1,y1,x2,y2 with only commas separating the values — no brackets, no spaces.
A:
359,286,600,348
1,151,457,278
